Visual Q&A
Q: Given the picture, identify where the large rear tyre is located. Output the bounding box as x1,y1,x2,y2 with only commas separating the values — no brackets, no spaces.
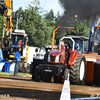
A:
69,54,86,85
34,66,41,82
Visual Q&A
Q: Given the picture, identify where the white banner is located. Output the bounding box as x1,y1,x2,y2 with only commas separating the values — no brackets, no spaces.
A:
60,80,71,100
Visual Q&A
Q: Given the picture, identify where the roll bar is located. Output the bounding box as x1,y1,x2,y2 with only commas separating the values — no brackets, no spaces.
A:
59,37,75,51
52,26,74,49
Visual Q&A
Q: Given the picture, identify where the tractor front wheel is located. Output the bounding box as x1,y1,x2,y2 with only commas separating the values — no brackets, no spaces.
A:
69,54,86,85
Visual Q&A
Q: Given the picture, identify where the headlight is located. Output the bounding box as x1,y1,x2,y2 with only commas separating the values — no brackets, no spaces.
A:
48,55,50,62
55,55,59,63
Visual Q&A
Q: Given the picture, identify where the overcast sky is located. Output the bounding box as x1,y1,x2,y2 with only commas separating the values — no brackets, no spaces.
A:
13,0,64,16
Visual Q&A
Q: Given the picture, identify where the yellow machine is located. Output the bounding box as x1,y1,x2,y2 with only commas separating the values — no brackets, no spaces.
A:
0,0,13,48
0,0,30,72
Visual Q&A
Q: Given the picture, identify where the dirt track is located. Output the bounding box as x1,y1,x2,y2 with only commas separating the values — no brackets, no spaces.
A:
0,75,100,100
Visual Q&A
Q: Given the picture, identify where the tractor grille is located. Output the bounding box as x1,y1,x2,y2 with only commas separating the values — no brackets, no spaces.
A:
50,56,56,61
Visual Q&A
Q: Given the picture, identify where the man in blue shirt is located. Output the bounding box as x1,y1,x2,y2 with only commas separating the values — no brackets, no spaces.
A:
14,48,21,76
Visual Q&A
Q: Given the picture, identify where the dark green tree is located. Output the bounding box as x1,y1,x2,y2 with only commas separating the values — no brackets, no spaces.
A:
27,0,44,14
68,20,90,37
44,9,55,21
14,2,58,47
43,9,59,44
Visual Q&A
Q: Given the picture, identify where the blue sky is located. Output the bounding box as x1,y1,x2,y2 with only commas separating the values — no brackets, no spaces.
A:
13,0,64,16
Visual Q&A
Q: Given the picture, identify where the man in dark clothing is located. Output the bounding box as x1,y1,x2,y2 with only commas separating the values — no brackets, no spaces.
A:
14,48,21,76
63,40,70,65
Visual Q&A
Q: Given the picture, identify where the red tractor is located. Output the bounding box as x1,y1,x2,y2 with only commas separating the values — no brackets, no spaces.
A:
34,26,86,84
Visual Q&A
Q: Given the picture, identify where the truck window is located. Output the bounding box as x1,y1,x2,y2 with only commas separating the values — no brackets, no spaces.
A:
12,35,23,47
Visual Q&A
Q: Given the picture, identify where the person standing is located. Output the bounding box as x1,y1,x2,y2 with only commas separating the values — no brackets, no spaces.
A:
14,48,21,76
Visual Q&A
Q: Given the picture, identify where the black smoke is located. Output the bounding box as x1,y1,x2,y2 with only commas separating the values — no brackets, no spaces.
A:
57,0,100,39
59,0,100,19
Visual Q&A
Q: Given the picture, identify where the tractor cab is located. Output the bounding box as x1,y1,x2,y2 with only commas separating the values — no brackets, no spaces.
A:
65,35,89,53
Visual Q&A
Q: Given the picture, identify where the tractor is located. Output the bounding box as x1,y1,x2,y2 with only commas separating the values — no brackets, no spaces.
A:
34,36,86,85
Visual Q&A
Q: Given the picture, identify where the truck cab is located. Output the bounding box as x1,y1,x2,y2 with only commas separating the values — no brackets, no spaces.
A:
2,30,28,59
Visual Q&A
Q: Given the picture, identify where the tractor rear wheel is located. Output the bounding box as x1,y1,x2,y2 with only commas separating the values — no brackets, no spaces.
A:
34,66,41,82
69,54,86,85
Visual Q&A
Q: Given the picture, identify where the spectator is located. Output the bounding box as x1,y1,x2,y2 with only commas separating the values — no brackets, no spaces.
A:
14,48,21,76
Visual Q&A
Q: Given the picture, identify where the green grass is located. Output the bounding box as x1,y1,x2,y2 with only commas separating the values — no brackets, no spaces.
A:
0,72,31,76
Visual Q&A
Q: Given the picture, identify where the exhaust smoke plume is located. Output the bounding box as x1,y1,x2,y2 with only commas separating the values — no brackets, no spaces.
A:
57,0,100,39
60,0,100,19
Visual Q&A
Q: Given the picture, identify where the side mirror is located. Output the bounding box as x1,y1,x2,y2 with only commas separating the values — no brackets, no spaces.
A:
35,48,38,52
26,37,28,42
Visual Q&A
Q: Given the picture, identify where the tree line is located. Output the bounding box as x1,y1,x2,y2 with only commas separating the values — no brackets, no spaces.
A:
0,0,93,47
